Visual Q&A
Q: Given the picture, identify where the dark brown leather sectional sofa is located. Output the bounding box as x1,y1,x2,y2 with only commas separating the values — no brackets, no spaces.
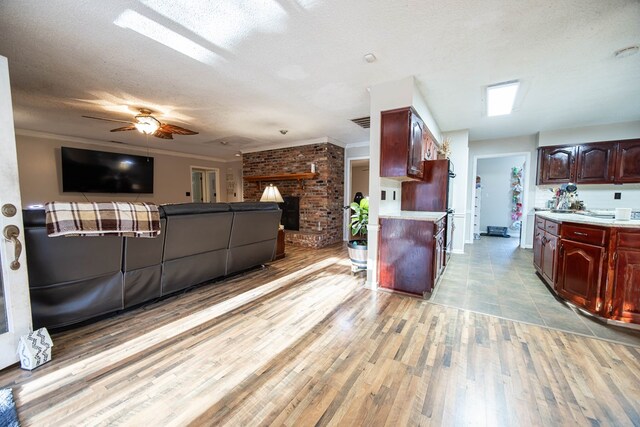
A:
23,202,281,329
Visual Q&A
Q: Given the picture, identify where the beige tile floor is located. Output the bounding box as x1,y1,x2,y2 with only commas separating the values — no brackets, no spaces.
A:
430,235,640,347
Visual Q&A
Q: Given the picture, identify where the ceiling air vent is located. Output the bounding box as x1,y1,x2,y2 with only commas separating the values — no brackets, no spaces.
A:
351,116,370,129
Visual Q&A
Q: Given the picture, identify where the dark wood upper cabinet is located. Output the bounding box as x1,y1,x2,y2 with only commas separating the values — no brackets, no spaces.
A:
537,146,576,185
401,159,449,212
380,107,424,180
615,139,640,183
576,142,616,184
537,139,640,185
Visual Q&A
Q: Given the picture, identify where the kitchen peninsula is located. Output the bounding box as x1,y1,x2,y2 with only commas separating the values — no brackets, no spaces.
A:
378,211,447,297
534,211,640,325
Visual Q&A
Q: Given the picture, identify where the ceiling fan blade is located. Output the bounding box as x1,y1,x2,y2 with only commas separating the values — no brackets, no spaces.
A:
110,125,137,132
82,115,136,124
159,123,199,135
153,129,173,139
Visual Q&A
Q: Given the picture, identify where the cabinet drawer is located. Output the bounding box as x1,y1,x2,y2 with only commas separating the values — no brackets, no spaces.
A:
536,217,545,229
561,224,607,246
618,231,640,249
545,221,560,236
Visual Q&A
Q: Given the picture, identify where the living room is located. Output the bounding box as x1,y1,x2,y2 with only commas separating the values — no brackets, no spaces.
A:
1,1,640,425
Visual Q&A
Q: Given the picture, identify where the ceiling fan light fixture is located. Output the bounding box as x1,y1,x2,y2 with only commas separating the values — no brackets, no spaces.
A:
135,115,161,134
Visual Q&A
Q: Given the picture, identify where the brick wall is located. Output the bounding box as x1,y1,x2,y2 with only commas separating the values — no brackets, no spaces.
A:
243,143,344,248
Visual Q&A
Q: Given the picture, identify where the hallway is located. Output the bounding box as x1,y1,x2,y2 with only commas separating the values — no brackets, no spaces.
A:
430,236,640,347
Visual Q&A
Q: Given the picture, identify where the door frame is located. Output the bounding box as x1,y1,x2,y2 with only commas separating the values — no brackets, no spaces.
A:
344,156,370,241
469,151,532,248
0,55,33,369
190,166,220,203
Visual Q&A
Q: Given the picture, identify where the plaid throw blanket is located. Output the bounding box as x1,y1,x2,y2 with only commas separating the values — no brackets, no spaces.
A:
45,202,161,238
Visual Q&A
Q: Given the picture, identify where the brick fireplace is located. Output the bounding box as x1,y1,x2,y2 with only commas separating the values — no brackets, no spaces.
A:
243,143,344,248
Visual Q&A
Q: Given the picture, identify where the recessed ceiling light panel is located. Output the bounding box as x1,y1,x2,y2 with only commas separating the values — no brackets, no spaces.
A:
486,80,520,117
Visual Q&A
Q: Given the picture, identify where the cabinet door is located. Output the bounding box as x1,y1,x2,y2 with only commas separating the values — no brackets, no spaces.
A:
611,249,640,323
408,113,424,179
380,108,411,178
533,228,544,273
542,233,557,285
615,139,640,183
556,239,604,313
378,218,434,296
576,142,616,184
538,146,576,184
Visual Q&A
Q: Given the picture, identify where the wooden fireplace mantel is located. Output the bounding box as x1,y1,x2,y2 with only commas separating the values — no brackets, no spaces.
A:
243,172,318,189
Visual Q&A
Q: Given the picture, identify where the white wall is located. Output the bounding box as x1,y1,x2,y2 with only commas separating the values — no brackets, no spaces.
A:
15,132,242,207
477,155,526,231
467,134,537,248
535,184,640,210
538,121,640,146
443,129,469,253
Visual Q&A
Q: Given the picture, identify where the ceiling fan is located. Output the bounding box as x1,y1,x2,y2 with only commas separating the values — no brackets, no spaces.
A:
82,108,198,140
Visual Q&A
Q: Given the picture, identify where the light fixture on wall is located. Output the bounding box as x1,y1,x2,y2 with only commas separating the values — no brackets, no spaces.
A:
260,183,284,203
134,115,161,134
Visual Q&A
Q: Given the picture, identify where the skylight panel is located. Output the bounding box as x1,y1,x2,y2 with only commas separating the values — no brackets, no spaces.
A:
486,81,519,117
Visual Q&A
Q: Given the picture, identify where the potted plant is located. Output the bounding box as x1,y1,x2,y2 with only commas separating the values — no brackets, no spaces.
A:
347,197,369,273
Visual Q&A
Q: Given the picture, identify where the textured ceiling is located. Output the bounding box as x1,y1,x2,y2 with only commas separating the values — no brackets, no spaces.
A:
0,0,638,160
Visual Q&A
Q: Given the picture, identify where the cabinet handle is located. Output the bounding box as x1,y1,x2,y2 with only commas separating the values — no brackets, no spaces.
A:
573,231,588,236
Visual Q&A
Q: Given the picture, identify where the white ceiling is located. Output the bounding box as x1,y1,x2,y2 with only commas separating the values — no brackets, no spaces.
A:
1,0,638,161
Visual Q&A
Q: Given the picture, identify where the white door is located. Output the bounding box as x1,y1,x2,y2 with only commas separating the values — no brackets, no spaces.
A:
206,170,218,202
0,55,32,369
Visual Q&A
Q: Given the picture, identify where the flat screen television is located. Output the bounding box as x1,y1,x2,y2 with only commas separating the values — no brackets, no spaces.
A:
61,147,154,193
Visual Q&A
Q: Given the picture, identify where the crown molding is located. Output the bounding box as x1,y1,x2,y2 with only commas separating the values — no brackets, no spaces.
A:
241,136,347,153
15,129,234,163
345,140,370,148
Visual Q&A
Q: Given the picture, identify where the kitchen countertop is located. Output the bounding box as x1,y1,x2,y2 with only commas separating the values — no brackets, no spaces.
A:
536,211,640,228
379,211,446,221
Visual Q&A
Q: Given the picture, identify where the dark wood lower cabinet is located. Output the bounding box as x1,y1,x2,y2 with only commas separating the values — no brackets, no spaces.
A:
556,239,604,314
378,217,445,297
534,214,640,324
610,230,640,323
542,233,558,285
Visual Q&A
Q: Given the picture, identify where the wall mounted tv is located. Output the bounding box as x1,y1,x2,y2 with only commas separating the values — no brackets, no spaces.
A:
61,147,154,193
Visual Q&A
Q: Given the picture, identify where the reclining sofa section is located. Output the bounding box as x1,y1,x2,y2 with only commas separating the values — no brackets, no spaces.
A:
23,202,281,329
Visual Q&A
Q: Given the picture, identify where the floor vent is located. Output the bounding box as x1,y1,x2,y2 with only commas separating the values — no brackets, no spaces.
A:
351,116,370,129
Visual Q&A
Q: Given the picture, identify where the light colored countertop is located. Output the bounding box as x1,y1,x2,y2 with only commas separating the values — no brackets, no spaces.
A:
379,211,446,221
536,211,640,228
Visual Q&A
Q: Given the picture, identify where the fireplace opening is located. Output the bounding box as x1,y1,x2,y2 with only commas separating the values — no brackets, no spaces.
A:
279,196,299,231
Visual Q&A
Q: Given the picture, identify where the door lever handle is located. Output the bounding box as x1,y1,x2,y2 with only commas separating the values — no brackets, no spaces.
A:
3,225,22,270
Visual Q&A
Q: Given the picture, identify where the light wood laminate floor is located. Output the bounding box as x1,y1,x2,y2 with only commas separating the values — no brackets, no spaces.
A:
1,243,639,426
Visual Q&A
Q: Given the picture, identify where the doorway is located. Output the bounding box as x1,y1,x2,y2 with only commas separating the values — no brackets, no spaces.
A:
471,153,530,248
344,157,370,240
191,167,220,203
0,55,33,369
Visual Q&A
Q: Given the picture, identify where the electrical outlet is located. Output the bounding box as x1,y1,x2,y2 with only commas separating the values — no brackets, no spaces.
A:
381,190,386,201
614,192,621,200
